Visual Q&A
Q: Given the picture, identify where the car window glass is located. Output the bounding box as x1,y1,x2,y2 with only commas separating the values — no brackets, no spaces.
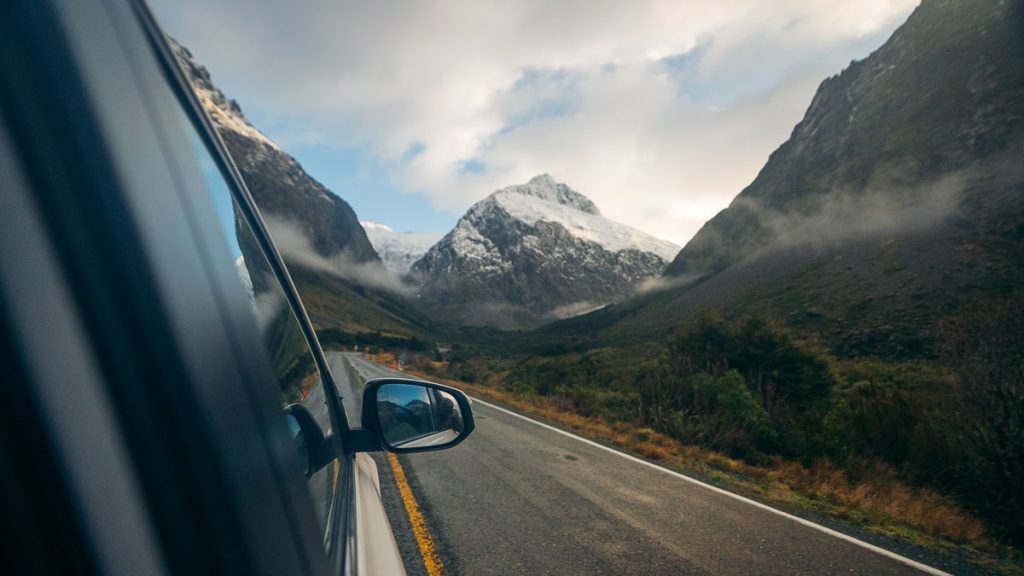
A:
181,117,337,538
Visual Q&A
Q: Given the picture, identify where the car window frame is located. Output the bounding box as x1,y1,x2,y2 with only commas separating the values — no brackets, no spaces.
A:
131,1,352,444
128,0,361,569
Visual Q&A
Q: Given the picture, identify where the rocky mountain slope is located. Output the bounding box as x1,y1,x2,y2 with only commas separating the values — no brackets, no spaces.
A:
169,38,379,264
361,221,443,275
410,175,679,329
170,38,436,338
547,0,1024,357
665,0,1022,280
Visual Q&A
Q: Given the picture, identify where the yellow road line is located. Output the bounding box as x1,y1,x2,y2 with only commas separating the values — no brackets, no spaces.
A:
387,452,446,576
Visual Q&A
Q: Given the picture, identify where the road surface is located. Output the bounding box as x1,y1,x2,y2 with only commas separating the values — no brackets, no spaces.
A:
330,352,953,576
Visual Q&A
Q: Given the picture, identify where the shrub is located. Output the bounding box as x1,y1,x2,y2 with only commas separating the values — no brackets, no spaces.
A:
638,368,777,459
934,294,1024,542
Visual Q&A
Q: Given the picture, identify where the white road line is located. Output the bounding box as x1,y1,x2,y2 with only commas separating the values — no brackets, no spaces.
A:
472,397,952,576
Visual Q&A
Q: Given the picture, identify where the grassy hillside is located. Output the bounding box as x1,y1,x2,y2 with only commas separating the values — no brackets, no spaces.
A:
288,268,435,344
418,295,1024,562
552,160,1024,359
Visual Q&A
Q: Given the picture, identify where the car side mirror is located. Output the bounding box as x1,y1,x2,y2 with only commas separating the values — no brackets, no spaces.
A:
357,378,475,453
284,404,327,478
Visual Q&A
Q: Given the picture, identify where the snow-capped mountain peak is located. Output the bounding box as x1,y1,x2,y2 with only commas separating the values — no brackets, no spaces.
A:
486,173,601,216
471,175,679,261
409,176,681,329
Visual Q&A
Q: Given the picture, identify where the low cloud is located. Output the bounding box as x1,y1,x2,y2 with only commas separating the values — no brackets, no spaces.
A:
549,301,607,320
750,169,972,252
262,214,415,295
632,154,1024,297
697,149,1024,272
234,254,288,331
635,272,700,296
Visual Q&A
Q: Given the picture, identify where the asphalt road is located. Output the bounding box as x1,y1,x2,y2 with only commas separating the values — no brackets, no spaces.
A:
330,352,952,576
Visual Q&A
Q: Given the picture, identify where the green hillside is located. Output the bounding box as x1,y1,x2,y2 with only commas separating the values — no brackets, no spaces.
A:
543,0,1024,358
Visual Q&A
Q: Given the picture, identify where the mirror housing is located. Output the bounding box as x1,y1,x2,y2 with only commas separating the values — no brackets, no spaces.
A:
356,378,475,453
283,403,328,477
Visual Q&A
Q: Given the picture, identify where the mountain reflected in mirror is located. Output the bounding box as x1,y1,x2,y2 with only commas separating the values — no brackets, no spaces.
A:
376,383,464,449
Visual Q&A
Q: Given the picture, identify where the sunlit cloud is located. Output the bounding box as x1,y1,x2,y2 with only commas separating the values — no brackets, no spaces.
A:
151,0,918,245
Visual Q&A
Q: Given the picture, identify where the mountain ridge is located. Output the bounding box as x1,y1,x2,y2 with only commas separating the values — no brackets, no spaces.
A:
542,0,1024,358
665,0,1024,279
169,37,380,264
170,37,439,339
410,175,680,329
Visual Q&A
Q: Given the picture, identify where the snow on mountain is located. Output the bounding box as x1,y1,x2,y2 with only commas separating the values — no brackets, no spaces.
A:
409,175,681,329
361,221,395,232
480,174,679,261
361,221,443,275
167,38,279,151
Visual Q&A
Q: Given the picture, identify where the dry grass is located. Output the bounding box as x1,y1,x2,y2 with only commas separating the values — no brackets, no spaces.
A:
364,352,1019,571
765,460,986,543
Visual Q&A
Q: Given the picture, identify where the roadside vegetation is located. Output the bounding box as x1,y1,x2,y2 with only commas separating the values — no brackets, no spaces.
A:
364,292,1023,574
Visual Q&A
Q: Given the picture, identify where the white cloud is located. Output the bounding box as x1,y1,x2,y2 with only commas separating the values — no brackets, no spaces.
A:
262,214,415,295
152,0,918,245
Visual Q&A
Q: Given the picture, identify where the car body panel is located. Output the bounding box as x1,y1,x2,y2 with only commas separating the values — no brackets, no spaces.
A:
354,453,407,576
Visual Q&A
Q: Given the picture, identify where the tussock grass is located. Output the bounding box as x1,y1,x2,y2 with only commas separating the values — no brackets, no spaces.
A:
767,460,985,543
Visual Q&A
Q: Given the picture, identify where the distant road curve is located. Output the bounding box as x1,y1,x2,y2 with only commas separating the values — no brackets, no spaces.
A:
336,353,956,576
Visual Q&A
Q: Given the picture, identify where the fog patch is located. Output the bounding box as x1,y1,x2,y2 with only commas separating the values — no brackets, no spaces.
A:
633,158,1021,298
233,255,289,333
549,301,607,319
262,214,415,296
234,255,254,299
636,272,700,295
252,287,286,334
764,169,970,250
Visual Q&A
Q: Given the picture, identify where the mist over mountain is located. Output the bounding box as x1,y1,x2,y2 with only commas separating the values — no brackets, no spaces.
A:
168,0,1023,350
666,0,1022,280
361,221,443,276
169,38,379,266
169,37,440,338
552,0,1024,358
410,175,680,329
169,36,688,334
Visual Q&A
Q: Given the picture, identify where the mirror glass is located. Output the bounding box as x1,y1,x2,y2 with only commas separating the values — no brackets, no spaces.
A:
376,383,465,449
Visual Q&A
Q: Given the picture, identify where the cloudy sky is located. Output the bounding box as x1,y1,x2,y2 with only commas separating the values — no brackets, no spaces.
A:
150,0,918,246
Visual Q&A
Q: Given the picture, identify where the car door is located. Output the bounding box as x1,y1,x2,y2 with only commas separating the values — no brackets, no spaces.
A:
133,5,363,572
2,0,417,572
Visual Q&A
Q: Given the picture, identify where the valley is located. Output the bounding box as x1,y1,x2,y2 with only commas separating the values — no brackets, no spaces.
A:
169,0,1024,570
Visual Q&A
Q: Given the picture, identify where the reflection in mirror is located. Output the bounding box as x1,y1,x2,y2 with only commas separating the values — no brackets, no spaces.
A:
376,384,465,449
